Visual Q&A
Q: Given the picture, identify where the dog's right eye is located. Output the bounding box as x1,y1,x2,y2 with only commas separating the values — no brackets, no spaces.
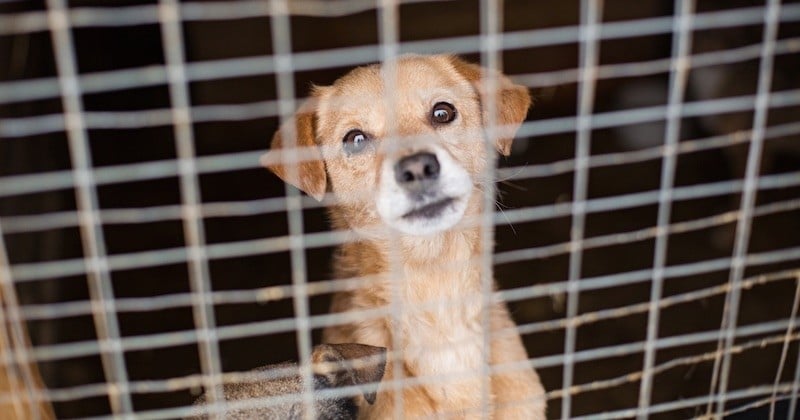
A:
431,102,457,125
343,130,371,155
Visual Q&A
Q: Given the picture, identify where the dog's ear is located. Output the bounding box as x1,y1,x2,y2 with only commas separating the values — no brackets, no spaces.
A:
447,55,531,156
259,99,327,201
311,343,387,405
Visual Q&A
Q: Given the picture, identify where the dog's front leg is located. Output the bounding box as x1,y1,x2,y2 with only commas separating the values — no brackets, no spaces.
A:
355,360,441,419
489,303,547,420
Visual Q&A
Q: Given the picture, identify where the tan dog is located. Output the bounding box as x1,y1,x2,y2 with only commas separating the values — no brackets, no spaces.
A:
262,54,545,419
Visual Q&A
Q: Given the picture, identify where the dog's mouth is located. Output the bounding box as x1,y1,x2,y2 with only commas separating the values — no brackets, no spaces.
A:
401,197,456,220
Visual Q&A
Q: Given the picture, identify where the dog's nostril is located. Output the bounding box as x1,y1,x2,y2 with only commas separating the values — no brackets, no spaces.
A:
422,156,440,180
394,153,440,186
423,162,438,178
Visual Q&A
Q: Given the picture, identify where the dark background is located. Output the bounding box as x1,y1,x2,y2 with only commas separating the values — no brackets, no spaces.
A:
1,0,799,418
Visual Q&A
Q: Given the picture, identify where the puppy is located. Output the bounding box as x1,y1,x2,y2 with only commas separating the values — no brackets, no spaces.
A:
262,54,545,419
190,343,386,419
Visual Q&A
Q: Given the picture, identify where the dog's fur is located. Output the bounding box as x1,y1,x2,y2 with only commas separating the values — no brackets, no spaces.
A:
262,54,545,419
190,343,386,419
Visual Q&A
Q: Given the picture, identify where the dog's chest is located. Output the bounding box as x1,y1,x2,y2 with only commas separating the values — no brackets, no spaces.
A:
398,264,487,404
402,299,484,373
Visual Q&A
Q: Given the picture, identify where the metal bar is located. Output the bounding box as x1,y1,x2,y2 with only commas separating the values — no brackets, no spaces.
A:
4,319,795,418
789,327,800,420
561,0,603,420
711,0,782,416
769,275,800,419
723,392,798,418
562,1,602,418
479,0,503,416
4,88,800,201
266,0,317,419
515,268,800,337
12,265,798,346
637,1,693,416
514,36,800,89
157,0,226,416
574,383,798,420
6,242,795,366
375,0,406,417
6,170,800,285
0,0,449,37
3,35,800,139
5,187,798,240
3,5,800,105
44,0,134,416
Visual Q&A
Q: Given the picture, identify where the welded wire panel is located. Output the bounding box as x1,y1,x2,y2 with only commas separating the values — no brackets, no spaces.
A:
0,0,799,419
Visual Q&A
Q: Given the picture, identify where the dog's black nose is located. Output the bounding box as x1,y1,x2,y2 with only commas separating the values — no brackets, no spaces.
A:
395,153,440,191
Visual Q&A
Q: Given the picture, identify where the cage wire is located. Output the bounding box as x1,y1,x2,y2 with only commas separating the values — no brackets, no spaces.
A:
0,0,800,418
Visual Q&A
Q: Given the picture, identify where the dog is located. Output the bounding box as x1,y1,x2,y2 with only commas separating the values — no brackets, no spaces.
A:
189,343,386,419
261,54,546,419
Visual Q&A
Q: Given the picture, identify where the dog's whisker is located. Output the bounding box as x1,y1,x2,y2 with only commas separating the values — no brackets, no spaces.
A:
493,163,528,184
494,200,518,236
498,179,528,192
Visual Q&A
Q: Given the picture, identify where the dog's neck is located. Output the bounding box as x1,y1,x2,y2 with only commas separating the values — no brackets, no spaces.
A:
333,223,490,305
396,228,487,304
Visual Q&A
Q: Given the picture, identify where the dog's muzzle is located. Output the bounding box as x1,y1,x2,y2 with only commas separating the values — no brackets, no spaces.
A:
376,146,470,234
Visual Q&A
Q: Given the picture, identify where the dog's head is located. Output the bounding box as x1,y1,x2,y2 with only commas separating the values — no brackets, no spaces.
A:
261,55,530,236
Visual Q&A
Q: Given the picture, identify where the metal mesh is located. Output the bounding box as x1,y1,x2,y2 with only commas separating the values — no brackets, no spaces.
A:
1,0,799,418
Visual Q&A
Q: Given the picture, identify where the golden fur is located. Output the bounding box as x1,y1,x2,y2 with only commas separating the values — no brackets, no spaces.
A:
262,54,545,419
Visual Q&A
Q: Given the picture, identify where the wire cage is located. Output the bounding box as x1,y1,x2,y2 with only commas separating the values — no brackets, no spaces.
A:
1,0,799,418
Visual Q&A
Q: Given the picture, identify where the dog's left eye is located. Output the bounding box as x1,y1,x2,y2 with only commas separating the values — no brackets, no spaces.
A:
431,102,457,125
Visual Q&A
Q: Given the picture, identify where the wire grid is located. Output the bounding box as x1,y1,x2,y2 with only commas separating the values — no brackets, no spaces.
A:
1,0,800,419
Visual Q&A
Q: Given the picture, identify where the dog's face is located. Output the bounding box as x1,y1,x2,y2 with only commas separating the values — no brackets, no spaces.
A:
262,55,530,237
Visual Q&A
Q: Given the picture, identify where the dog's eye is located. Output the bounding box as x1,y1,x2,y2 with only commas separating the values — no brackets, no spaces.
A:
343,129,371,155
431,102,457,125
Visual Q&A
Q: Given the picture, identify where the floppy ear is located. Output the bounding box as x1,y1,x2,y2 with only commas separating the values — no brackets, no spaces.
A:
311,343,387,405
259,100,327,201
447,55,531,156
